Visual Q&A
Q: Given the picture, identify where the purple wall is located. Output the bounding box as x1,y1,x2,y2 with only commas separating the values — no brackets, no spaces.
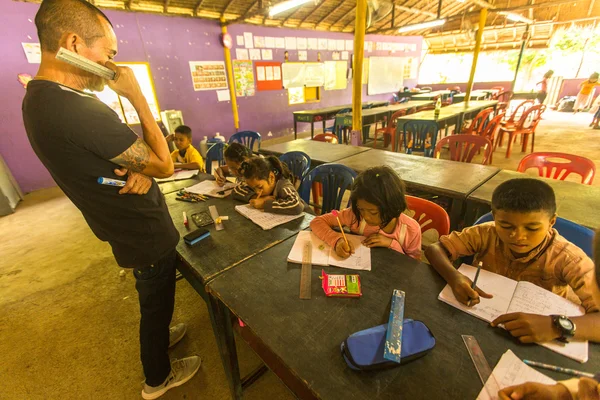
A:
0,1,421,192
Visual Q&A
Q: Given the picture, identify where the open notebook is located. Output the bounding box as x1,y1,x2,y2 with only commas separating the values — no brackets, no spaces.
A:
439,264,588,362
235,204,305,230
185,180,236,198
155,169,199,182
477,350,556,400
287,231,371,271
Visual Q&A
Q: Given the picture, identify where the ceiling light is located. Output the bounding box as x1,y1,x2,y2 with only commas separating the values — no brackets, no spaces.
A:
268,0,315,17
397,18,447,33
499,12,533,24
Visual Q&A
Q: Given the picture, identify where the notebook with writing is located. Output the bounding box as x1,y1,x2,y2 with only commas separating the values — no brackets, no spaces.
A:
234,204,305,230
439,264,588,362
186,180,235,198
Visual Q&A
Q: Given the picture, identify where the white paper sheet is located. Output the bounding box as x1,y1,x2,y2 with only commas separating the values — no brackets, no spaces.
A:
185,180,235,198
341,51,349,60
235,204,305,230
328,39,336,50
298,50,307,61
261,49,273,60
254,36,265,48
256,66,266,81
297,37,307,50
275,37,285,49
345,40,353,51
22,42,41,64
265,36,275,48
287,231,330,266
249,49,261,60
265,66,274,80
285,37,297,50
155,169,199,182
318,38,328,50
236,35,244,46
216,89,230,102
235,48,249,60
308,38,318,50
243,32,253,48
273,66,281,80
336,39,345,51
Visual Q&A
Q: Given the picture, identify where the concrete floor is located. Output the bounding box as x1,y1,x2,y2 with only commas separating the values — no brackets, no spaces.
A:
0,108,597,400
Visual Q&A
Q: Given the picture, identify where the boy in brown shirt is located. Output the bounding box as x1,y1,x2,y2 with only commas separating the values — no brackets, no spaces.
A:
426,178,600,344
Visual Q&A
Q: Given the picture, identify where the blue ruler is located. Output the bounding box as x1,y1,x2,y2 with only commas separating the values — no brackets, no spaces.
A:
383,289,405,363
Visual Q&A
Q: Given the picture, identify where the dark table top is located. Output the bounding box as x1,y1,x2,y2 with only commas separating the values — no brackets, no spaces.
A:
158,177,203,195
293,101,389,116
338,101,435,119
467,170,600,229
337,149,500,198
208,235,600,399
411,90,451,100
442,100,499,114
165,189,313,284
260,140,372,166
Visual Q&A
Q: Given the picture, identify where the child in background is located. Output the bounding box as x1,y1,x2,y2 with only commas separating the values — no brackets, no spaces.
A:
574,72,600,113
536,70,554,104
167,125,204,171
425,178,600,344
239,156,309,215
213,143,259,201
499,232,600,400
310,166,422,260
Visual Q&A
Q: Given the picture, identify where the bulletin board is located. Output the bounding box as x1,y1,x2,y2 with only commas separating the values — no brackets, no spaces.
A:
255,62,282,91
324,61,348,90
282,62,325,88
368,57,405,95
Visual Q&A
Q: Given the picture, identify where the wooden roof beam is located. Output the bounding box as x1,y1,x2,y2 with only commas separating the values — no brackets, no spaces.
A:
194,0,207,16
126,0,134,10
298,0,328,27
221,0,237,17
329,6,355,30
316,0,345,26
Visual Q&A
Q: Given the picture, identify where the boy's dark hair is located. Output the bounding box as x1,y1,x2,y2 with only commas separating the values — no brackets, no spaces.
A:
35,0,113,52
350,166,407,228
224,143,252,163
240,156,292,181
174,125,192,139
491,178,556,215
543,70,554,79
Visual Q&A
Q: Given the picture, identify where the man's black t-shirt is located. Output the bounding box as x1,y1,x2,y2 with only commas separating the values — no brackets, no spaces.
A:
22,80,179,268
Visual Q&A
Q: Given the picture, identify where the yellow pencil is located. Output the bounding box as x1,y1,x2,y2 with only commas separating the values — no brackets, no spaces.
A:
331,210,350,249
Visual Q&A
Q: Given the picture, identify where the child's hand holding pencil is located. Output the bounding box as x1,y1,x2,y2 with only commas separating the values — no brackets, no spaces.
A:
332,210,355,259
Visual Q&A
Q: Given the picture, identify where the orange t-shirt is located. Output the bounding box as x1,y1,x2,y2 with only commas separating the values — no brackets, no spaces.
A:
579,80,600,96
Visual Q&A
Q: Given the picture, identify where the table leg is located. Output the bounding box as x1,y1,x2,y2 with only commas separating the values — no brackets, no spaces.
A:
207,294,243,400
449,198,466,232
322,118,326,135
294,119,298,140
311,122,315,139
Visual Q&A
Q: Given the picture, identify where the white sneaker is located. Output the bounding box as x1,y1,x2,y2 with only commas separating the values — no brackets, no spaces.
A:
142,356,201,400
168,323,187,348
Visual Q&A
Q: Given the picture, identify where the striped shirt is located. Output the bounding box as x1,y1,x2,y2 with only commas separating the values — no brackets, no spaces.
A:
264,178,309,215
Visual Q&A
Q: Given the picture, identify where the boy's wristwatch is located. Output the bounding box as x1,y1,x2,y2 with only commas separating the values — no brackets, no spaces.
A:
551,315,576,343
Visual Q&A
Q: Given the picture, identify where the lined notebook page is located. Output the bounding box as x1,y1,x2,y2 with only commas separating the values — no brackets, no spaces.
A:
477,350,556,400
438,264,518,323
186,180,235,198
328,234,371,271
287,232,371,271
287,231,330,266
235,204,305,230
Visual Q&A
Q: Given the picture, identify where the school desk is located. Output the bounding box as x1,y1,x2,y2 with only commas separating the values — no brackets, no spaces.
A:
158,176,203,195
410,90,452,101
453,90,492,103
206,234,600,400
259,139,371,166
333,101,434,143
336,149,500,230
466,170,600,229
292,101,389,140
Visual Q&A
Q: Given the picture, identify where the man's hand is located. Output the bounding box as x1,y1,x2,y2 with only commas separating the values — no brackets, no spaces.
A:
114,167,152,195
498,382,572,400
491,313,559,343
105,62,143,102
363,234,393,248
334,238,355,258
449,274,493,307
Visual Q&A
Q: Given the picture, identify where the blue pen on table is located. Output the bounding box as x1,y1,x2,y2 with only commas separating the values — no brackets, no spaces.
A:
523,359,596,379
98,177,126,187
467,261,483,307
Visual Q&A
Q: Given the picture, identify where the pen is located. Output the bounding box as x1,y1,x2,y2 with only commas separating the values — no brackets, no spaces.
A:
98,177,126,187
183,212,188,227
467,261,483,307
523,360,596,378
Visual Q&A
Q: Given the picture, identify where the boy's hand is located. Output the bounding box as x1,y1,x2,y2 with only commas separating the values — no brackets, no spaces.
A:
450,274,493,307
363,234,393,248
578,378,600,400
114,167,152,195
165,134,175,143
491,313,559,343
334,238,355,259
498,383,572,400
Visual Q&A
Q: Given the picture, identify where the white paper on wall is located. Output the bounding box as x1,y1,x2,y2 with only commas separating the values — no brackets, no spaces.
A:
236,48,249,60
336,39,345,51
265,66,274,81
261,49,273,60
298,50,308,61
328,39,336,51
297,37,307,50
244,32,253,48
285,37,297,50
318,38,328,50
256,66,266,81
236,36,244,46
275,37,285,49
308,38,318,50
345,40,353,51
249,49,262,60
265,37,275,48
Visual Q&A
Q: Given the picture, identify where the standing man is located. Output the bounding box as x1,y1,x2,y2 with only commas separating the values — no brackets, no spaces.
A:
22,0,200,398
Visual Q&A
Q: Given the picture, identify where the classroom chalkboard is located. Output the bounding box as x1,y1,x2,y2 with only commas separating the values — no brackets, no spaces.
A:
367,56,405,95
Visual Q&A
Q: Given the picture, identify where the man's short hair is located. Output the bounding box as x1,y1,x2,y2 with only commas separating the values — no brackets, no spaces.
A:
174,125,192,139
492,178,557,216
35,0,113,52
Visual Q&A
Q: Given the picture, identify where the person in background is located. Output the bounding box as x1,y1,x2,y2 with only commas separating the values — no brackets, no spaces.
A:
536,70,554,104
22,1,200,398
425,178,600,344
310,166,422,260
574,72,600,113
499,232,600,400
590,98,600,130
214,142,252,186
167,125,204,171
239,156,309,215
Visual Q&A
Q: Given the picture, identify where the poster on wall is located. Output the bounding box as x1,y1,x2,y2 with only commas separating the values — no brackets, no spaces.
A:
265,37,275,48
261,49,273,60
318,38,328,50
308,38,318,50
255,61,283,91
285,37,297,50
275,37,285,49
21,43,41,64
297,37,307,50
236,35,244,46
244,32,254,48
249,49,262,60
298,50,308,61
233,60,255,97
345,40,353,51
254,36,265,48
236,48,249,60
189,61,228,91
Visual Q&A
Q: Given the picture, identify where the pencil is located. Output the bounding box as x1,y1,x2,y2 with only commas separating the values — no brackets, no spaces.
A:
523,360,596,378
467,261,483,307
331,210,350,250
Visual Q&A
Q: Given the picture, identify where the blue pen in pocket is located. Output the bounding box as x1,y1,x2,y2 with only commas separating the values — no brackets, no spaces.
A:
97,177,126,187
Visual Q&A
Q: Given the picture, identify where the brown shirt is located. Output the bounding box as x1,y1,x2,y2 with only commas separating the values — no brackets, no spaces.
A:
440,222,597,312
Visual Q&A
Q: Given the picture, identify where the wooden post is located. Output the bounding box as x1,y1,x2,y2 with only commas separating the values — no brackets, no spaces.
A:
511,25,530,91
351,0,367,144
221,18,240,131
464,8,487,107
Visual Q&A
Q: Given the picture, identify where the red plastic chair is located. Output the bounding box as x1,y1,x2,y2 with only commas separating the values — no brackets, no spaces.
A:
502,99,533,126
517,152,596,185
462,107,495,135
312,133,339,144
479,113,505,163
433,134,493,165
497,104,545,158
418,104,436,111
373,110,405,150
405,195,450,238
494,91,514,112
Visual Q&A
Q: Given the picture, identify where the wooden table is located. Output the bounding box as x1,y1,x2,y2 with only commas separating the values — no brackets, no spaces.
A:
292,101,388,140
259,139,371,166
395,107,464,147
333,101,434,143
411,90,452,101
337,149,500,229
396,90,429,99
158,177,203,195
466,170,600,229
207,235,600,400
453,90,492,103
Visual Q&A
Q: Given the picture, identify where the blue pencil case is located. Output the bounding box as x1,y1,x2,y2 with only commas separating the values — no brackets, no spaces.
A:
341,319,435,371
